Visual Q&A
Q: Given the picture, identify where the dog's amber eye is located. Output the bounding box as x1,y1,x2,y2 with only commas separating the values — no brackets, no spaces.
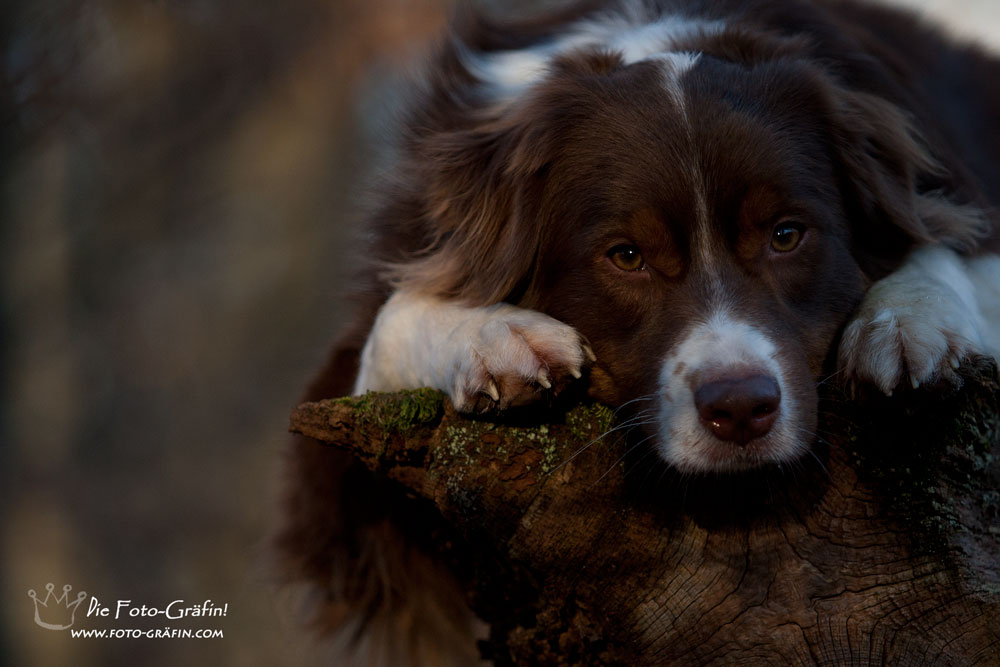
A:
608,244,645,271
771,223,804,253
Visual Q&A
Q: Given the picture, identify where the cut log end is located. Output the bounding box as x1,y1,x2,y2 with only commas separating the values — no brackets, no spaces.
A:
290,367,1000,665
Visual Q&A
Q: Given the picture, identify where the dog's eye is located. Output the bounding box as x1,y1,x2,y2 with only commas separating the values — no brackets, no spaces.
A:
608,244,645,272
770,222,804,253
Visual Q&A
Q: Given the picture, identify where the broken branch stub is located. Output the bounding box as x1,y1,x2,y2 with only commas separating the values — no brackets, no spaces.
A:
290,368,1000,665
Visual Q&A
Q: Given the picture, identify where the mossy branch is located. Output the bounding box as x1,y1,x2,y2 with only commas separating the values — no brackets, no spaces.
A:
290,367,1000,665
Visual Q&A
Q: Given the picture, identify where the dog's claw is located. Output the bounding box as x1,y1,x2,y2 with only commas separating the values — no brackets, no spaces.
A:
447,305,591,413
582,342,597,363
837,248,987,396
537,369,552,389
485,379,500,402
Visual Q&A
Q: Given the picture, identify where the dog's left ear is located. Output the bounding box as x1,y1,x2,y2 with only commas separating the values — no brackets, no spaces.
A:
830,88,990,271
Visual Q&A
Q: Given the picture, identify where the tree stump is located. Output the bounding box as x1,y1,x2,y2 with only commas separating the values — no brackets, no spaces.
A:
289,367,1000,666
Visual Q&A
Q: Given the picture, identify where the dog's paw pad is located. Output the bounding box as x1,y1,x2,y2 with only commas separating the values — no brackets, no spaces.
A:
451,310,592,413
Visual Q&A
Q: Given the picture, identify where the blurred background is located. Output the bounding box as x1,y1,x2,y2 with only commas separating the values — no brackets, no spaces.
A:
1,1,997,665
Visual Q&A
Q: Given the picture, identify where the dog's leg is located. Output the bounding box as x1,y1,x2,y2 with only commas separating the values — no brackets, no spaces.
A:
839,246,1000,394
353,290,594,411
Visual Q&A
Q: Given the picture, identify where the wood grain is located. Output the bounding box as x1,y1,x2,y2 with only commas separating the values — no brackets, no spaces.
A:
290,369,1000,666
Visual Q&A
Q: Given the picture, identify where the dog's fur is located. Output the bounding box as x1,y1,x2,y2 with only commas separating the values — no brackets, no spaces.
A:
278,0,1000,663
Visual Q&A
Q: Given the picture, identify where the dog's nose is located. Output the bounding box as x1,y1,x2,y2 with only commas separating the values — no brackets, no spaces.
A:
694,374,781,445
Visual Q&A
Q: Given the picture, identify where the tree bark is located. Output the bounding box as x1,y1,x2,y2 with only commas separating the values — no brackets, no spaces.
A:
290,369,1000,666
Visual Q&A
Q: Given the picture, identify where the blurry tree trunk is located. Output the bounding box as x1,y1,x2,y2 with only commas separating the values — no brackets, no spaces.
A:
290,369,1000,666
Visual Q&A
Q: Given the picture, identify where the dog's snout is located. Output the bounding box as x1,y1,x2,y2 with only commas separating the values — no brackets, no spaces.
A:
694,374,781,446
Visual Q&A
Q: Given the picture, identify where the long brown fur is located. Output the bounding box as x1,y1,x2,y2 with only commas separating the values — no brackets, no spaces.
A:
278,1,1000,663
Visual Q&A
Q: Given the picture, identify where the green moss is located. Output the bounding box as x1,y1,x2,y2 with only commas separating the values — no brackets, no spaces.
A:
430,404,622,492
565,402,617,441
335,388,444,433
332,394,624,501
851,373,1000,554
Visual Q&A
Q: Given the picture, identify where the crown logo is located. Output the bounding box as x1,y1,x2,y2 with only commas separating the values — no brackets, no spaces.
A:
27,583,87,630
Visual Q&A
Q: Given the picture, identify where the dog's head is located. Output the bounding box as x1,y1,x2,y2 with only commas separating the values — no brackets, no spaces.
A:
382,9,988,472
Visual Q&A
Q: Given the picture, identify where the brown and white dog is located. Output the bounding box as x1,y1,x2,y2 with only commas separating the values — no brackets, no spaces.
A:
279,0,1000,663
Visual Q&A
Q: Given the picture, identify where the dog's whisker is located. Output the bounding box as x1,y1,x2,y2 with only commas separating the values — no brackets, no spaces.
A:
591,435,657,487
815,367,847,388
803,446,831,478
612,394,657,417
547,415,658,474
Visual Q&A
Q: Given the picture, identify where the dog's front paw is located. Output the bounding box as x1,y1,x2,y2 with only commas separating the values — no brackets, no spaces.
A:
839,273,983,395
450,307,595,413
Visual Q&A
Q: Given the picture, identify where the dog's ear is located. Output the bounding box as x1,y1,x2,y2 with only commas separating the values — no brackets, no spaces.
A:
379,97,555,305
831,88,990,272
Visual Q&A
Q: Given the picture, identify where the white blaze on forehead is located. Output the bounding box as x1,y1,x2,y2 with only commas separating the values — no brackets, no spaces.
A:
648,50,702,109
460,10,723,99
656,308,805,472
612,16,720,64
649,50,702,74
649,48,712,277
